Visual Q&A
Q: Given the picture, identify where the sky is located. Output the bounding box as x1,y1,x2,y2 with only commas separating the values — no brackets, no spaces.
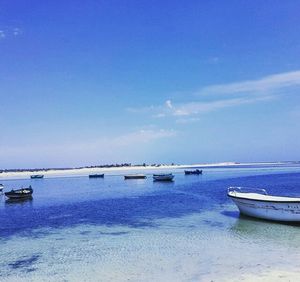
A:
1,1,300,168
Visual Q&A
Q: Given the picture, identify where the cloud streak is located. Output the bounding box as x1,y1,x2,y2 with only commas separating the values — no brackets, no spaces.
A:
112,129,177,146
171,96,273,116
128,70,300,119
199,70,300,96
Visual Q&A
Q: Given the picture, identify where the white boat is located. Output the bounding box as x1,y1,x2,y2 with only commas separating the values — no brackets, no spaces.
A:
228,187,300,222
153,174,174,181
0,184,3,192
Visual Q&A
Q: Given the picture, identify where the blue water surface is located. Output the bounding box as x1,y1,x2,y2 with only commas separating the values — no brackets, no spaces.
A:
1,165,300,281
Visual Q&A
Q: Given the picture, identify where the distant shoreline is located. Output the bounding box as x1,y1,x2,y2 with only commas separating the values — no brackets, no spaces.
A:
0,161,299,180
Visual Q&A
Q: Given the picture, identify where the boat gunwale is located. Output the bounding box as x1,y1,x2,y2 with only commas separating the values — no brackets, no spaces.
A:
228,193,300,203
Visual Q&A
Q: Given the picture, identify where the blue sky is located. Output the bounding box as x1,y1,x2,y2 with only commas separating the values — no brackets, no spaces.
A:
1,1,300,168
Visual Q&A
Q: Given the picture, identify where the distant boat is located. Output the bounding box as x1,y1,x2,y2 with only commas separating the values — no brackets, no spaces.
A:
184,169,202,175
153,173,174,181
0,184,3,192
5,186,33,199
124,174,146,180
30,175,44,179
89,174,104,178
228,187,300,222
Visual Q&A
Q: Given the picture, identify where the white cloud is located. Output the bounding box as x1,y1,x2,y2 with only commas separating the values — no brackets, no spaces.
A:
129,96,273,118
112,129,176,146
173,96,273,116
13,28,21,36
199,70,300,96
128,70,300,119
0,27,22,40
175,117,200,124
126,105,157,114
165,100,173,109
0,30,5,39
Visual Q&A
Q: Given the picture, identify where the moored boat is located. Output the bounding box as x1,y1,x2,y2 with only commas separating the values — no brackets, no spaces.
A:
0,184,3,192
153,173,174,181
30,174,44,179
124,174,146,180
89,174,104,178
5,186,33,199
228,187,300,222
184,169,202,175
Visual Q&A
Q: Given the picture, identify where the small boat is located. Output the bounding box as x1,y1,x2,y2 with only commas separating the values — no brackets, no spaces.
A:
228,187,300,222
5,186,33,199
153,173,174,181
124,174,146,180
184,169,202,175
89,174,104,178
0,184,3,192
30,174,44,179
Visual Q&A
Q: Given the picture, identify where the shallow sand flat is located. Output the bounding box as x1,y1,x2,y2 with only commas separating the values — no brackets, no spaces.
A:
1,210,300,282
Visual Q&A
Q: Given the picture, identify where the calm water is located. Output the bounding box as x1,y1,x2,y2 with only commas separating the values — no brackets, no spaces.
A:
1,165,300,281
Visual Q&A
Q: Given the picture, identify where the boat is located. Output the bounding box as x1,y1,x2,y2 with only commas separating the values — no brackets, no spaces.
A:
0,184,3,192
153,173,174,181
228,187,300,222
184,169,202,175
89,174,104,178
124,174,146,180
30,174,44,179
5,186,33,199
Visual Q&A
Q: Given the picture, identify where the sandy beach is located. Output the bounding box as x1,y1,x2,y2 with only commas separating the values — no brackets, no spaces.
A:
0,161,288,180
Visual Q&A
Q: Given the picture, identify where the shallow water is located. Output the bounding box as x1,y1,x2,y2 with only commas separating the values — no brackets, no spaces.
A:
1,165,300,281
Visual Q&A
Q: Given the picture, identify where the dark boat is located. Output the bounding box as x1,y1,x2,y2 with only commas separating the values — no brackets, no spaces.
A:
89,174,104,178
0,184,3,192
124,174,147,180
184,169,202,175
5,186,33,199
153,173,174,181
30,174,44,179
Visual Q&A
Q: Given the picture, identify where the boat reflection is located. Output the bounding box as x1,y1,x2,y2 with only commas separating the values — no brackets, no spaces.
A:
5,196,33,205
229,213,300,246
152,179,175,187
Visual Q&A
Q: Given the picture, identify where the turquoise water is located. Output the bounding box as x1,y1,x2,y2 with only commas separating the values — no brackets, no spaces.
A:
1,165,300,281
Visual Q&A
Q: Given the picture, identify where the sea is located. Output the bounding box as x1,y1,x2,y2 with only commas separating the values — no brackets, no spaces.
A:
1,164,300,281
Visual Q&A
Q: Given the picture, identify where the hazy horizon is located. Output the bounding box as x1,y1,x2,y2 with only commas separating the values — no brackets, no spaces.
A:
1,160,300,171
1,1,300,167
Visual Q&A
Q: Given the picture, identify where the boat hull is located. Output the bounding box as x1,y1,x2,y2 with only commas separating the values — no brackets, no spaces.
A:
184,170,202,175
153,175,174,181
230,197,300,222
31,175,44,179
5,188,33,200
5,193,33,199
124,175,146,180
89,174,104,178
